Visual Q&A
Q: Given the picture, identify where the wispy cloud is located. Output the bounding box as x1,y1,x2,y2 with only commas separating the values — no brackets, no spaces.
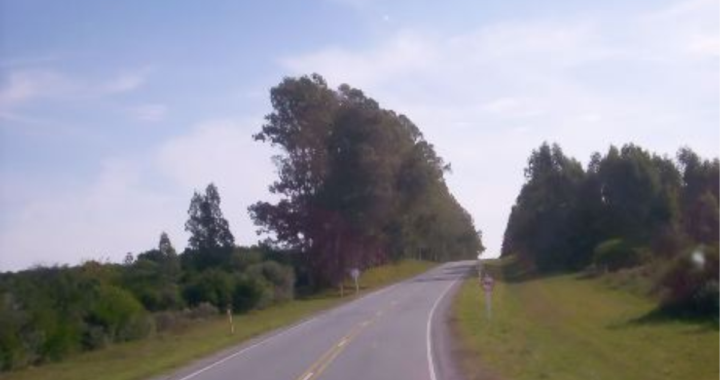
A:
0,66,155,127
130,103,168,122
0,54,62,69
282,0,719,257
688,35,720,56
0,117,275,270
103,69,151,94
0,67,151,107
0,70,75,112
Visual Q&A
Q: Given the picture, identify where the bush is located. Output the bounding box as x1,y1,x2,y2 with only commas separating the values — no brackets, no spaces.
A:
86,285,154,343
593,239,641,272
246,261,295,303
232,276,268,313
657,245,719,316
154,303,218,333
182,270,233,308
187,302,219,319
229,248,264,272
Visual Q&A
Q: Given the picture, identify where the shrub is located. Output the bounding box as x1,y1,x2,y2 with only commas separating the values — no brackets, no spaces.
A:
593,239,641,272
246,261,295,303
182,270,233,308
187,302,219,319
154,303,218,333
229,248,264,272
232,276,267,313
81,325,109,350
657,245,719,316
87,285,153,342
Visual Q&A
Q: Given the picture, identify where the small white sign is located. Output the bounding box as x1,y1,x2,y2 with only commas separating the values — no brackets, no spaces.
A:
350,268,360,280
350,268,360,294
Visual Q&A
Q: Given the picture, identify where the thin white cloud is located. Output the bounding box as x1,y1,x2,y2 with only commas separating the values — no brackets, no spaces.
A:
0,54,61,69
282,30,440,88
0,70,75,113
131,103,168,122
282,0,719,257
688,34,720,56
322,0,378,9
0,118,276,271
1,0,716,270
0,67,152,117
103,69,150,94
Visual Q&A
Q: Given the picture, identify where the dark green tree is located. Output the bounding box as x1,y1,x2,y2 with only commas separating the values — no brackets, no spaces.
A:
250,74,483,286
677,148,719,245
501,143,585,270
185,183,235,252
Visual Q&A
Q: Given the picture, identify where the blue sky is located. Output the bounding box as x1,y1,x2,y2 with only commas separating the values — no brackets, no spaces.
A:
1,0,718,271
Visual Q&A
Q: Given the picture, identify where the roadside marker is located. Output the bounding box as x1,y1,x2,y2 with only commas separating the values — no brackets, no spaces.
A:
350,268,361,294
481,275,495,320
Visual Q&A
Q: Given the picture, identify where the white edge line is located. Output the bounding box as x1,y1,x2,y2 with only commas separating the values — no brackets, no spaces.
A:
301,372,314,380
175,317,317,380
427,271,460,380
175,265,440,380
174,272,410,380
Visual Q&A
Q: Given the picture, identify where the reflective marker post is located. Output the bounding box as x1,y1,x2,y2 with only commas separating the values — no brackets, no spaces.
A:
481,275,495,320
227,306,235,334
350,268,360,295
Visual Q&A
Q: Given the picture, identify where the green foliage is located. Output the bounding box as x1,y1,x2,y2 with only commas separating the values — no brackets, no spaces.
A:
502,143,718,322
596,145,678,243
229,247,264,272
0,266,154,371
677,148,719,244
592,239,641,272
185,183,235,253
246,261,295,303
250,74,483,286
657,245,719,316
502,143,586,271
503,143,717,275
88,285,152,342
232,276,267,313
182,269,234,308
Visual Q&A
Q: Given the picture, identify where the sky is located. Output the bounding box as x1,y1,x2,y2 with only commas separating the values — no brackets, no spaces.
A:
0,0,718,271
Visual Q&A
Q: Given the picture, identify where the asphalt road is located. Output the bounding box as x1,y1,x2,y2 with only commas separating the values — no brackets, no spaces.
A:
155,261,474,380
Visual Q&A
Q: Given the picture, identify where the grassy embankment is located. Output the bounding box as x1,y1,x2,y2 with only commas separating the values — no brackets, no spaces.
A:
453,258,719,380
5,260,436,380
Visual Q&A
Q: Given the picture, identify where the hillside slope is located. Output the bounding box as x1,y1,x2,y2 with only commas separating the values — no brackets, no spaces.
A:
452,260,719,380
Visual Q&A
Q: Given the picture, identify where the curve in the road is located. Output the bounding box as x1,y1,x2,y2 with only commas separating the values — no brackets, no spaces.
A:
158,261,473,380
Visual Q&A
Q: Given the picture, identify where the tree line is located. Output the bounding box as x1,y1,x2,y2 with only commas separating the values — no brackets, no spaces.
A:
502,142,718,315
0,74,482,371
0,184,294,371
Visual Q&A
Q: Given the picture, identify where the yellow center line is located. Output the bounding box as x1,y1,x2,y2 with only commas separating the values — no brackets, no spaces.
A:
293,317,377,380
311,325,366,379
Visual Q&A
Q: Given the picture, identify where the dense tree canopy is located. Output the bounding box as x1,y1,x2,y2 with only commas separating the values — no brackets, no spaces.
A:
250,74,483,286
503,143,718,272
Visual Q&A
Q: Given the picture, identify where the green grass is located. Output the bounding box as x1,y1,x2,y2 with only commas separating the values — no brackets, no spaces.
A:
5,260,436,380
453,260,719,380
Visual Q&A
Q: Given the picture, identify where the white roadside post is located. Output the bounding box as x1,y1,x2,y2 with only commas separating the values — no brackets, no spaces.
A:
350,268,360,295
481,275,495,320
227,306,235,334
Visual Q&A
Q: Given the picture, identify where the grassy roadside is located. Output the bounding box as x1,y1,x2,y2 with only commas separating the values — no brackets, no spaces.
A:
452,259,719,380
5,260,437,380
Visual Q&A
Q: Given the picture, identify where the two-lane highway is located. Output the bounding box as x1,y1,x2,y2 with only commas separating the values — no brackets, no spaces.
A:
155,261,473,380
